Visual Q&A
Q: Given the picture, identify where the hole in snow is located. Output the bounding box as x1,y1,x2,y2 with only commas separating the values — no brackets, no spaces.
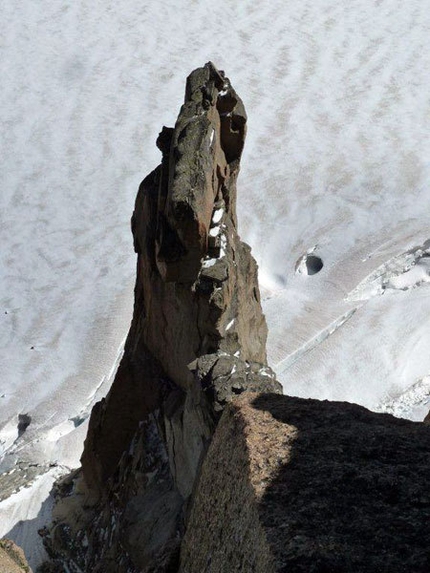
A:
296,254,324,276
306,255,323,274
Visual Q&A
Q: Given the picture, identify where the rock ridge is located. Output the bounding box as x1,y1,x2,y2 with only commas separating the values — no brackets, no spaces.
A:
41,62,281,573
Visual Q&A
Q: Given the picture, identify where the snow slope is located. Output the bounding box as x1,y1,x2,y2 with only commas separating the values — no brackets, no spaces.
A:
1,0,430,566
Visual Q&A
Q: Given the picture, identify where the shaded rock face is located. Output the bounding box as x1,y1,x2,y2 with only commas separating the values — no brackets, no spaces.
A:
180,393,430,573
44,62,281,573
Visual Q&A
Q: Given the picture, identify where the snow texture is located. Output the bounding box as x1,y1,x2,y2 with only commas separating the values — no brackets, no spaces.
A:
2,0,430,567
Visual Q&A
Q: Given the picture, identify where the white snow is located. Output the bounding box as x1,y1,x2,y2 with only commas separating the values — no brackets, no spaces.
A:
388,257,430,290
202,257,218,268
295,257,309,276
2,0,430,566
377,375,430,421
259,367,273,378
212,208,224,224
219,234,228,258
347,247,430,300
0,468,65,567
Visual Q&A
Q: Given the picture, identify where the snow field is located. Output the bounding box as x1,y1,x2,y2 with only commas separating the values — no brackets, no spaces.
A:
2,0,430,567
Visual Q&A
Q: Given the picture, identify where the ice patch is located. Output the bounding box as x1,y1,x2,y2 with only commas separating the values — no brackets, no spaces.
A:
377,376,430,420
347,242,430,301
388,257,430,290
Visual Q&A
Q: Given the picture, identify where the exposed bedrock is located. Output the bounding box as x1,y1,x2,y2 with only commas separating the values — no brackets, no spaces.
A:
0,539,32,573
180,393,430,573
42,62,281,573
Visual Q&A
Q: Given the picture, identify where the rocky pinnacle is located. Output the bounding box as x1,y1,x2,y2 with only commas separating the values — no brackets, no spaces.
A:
44,63,281,573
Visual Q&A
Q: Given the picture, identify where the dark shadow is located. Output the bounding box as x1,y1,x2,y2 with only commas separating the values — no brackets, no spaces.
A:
251,394,430,573
305,255,323,275
17,414,31,438
4,485,56,572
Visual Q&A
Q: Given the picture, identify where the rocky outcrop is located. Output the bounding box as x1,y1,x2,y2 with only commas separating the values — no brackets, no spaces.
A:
180,393,430,573
41,63,430,573
0,539,32,573
42,62,281,573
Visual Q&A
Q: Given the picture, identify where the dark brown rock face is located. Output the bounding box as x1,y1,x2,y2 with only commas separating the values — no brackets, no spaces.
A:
43,63,281,573
180,393,430,573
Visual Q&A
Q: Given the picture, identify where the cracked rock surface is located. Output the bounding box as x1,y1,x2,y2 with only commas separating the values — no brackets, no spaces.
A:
42,62,281,573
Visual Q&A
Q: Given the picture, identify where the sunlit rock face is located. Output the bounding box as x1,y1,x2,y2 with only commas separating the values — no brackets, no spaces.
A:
0,539,32,573
43,63,281,573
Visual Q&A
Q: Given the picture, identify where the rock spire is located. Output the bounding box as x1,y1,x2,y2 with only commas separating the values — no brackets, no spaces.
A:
43,62,281,573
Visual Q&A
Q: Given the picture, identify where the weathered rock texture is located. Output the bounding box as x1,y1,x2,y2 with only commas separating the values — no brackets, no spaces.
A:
42,62,281,573
0,539,32,573
180,393,430,573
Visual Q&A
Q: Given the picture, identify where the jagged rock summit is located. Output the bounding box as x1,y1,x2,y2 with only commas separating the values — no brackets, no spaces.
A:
43,62,281,572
